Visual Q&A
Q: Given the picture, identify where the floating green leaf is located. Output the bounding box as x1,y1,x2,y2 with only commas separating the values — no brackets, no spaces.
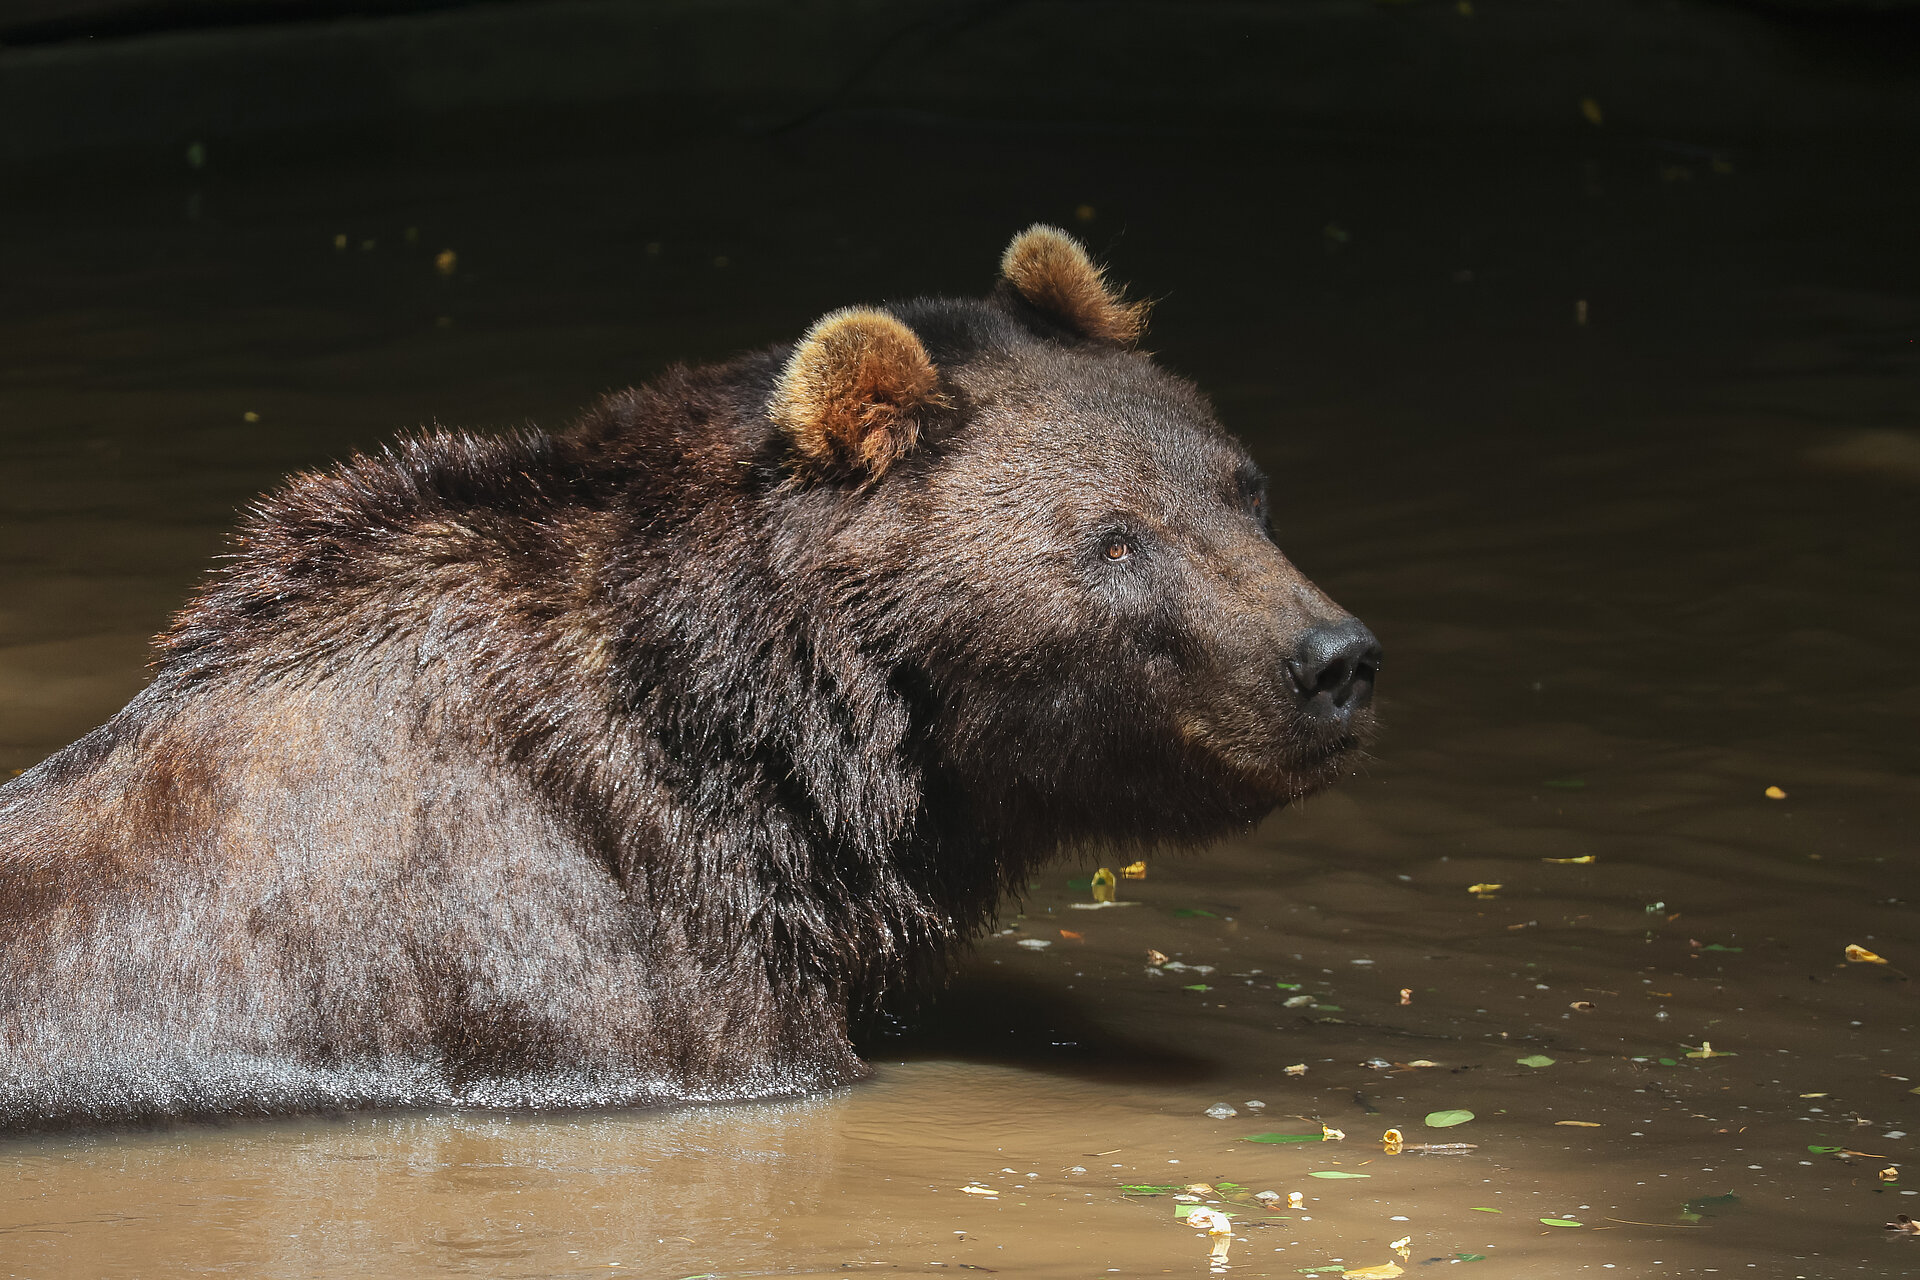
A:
1469,1206,1501,1213
1516,1054,1556,1068
1540,1217,1583,1227
1120,1184,1180,1194
1173,908,1218,918
1275,981,1303,990
1425,1109,1475,1128
1306,1170,1370,1179
1657,1058,1679,1067
1242,1132,1325,1144
1808,1145,1845,1154
1183,983,1212,992
1699,943,1743,953
1679,1191,1739,1224
1456,1254,1489,1262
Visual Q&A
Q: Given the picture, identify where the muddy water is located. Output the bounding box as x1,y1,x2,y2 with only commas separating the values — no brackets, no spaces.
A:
1,128,1916,1278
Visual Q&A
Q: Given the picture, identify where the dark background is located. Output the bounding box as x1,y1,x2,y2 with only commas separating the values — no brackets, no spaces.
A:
5,0,1920,172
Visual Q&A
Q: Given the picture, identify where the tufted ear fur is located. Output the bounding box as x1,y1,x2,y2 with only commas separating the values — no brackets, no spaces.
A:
770,307,944,481
997,224,1149,346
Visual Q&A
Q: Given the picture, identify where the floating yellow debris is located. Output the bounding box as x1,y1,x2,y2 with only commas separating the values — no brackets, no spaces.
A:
1121,861,1148,879
1321,1125,1346,1142
1146,949,1169,966
1091,867,1117,903
1542,855,1595,864
1382,1128,1404,1153
1284,1063,1308,1077
1764,785,1787,800
435,249,458,276
1183,1205,1234,1262
1185,1206,1230,1231
960,1184,998,1196
1883,1167,1902,1183
1555,1120,1602,1127
1343,1263,1403,1279
1467,883,1502,896
242,410,260,423
1847,944,1888,965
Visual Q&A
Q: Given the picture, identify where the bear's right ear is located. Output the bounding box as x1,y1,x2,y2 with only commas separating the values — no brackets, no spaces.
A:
770,307,943,482
997,224,1149,346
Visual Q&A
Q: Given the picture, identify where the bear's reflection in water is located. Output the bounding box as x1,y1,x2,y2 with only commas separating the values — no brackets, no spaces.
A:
0,1100,857,1274
0,1061,1276,1277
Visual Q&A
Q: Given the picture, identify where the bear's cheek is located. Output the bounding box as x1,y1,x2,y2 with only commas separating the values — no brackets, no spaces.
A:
1171,696,1286,771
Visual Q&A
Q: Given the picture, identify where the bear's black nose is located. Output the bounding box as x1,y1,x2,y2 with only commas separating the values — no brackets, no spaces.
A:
1288,620,1381,718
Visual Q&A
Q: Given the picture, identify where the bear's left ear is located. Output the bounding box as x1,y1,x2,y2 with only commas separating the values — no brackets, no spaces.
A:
997,224,1149,346
770,307,944,482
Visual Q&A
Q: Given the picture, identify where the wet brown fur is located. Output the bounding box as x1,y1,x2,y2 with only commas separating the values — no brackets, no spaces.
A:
0,228,1370,1130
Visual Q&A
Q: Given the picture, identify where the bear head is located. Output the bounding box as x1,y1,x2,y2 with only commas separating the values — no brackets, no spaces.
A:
768,226,1379,852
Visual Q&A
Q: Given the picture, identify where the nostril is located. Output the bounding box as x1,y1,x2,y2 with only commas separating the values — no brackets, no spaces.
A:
1292,655,1349,698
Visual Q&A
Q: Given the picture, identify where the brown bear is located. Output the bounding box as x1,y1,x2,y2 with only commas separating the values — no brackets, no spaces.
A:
0,226,1379,1128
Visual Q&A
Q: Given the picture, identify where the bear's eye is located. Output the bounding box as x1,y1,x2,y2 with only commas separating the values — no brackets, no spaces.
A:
1104,539,1133,562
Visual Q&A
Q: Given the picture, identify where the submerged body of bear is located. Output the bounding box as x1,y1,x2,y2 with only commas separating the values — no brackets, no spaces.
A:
0,228,1379,1128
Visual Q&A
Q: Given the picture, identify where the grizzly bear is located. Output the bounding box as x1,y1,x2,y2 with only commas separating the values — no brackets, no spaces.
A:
0,227,1379,1128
